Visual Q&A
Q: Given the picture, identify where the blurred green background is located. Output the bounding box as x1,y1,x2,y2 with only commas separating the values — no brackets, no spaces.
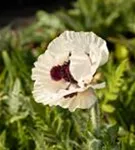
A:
0,0,135,149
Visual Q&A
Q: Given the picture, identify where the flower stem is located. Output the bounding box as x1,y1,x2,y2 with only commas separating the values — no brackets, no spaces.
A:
91,102,100,137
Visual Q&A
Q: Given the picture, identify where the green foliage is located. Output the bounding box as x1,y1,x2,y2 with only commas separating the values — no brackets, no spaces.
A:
56,0,135,37
0,0,135,149
101,59,128,113
0,131,8,150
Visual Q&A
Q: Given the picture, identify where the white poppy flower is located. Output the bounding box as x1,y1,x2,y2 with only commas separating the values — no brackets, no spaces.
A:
32,31,109,112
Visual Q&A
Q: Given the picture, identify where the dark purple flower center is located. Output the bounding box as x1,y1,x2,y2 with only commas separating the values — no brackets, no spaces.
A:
50,65,62,81
50,62,77,83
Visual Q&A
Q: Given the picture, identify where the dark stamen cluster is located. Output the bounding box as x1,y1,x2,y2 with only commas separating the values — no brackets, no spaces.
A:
50,62,77,84
64,92,77,98
50,65,62,81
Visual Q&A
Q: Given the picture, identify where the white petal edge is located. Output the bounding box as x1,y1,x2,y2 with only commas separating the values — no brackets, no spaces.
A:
47,31,109,66
91,82,106,89
63,31,109,67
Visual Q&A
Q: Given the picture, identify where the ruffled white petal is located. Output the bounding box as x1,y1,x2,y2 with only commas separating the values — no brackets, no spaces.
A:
32,81,103,111
32,50,70,101
55,88,97,112
61,31,109,66
69,51,92,87
47,34,71,54
69,50,102,88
